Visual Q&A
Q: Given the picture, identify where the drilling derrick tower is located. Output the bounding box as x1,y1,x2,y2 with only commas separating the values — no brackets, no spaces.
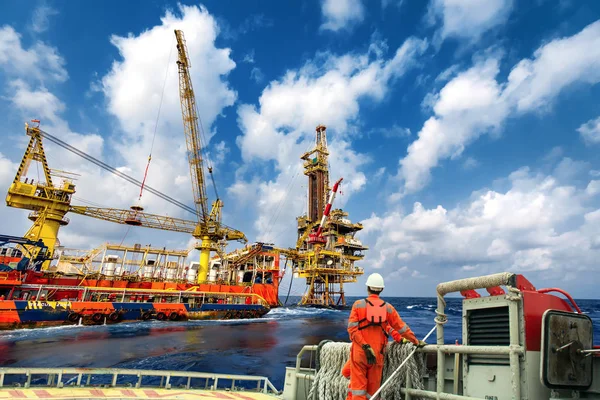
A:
294,125,366,308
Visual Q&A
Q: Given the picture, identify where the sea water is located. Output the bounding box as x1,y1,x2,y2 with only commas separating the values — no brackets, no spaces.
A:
0,296,598,389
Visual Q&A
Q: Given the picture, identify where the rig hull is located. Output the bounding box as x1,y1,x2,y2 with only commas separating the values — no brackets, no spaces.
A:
0,299,269,330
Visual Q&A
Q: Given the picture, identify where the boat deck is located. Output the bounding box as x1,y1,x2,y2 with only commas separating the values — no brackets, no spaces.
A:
0,388,278,399
0,368,280,400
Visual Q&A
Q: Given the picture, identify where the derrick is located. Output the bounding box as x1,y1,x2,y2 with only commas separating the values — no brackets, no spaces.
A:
293,125,366,308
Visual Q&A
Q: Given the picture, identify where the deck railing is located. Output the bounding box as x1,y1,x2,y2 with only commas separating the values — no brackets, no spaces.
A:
0,367,279,394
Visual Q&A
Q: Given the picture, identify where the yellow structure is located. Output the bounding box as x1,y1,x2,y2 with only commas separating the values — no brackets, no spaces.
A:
293,125,366,307
174,29,245,283
6,122,246,277
5,31,246,280
5,123,74,268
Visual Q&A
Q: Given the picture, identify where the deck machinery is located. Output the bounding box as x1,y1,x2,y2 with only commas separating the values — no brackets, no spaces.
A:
294,125,366,308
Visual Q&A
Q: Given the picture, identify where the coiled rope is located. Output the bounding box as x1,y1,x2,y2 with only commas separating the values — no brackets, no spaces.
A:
307,341,427,400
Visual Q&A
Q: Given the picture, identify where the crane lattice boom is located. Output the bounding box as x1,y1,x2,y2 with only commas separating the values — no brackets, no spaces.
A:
174,29,208,221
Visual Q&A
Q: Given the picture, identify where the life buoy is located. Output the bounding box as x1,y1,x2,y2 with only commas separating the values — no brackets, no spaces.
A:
156,312,166,321
141,311,151,320
67,312,80,323
91,313,104,323
168,312,179,321
108,311,120,322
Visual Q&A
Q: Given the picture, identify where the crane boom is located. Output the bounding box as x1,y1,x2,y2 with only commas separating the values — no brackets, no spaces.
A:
174,30,247,283
174,29,209,220
69,206,198,233
68,206,246,241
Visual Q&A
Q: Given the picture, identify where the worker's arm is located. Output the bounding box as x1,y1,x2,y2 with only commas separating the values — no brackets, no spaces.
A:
386,304,418,345
347,300,368,347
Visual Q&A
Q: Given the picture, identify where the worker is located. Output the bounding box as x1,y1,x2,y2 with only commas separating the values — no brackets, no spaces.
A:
346,272,425,400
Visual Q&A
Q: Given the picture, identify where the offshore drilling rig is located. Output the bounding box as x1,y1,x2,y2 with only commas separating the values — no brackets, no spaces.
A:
293,125,366,308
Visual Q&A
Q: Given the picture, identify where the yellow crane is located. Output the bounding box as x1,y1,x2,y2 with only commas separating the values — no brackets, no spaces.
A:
6,121,246,273
5,122,73,267
174,29,244,283
5,32,246,280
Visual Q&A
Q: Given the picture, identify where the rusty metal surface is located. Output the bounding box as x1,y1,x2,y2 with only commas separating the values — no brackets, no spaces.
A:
542,310,593,389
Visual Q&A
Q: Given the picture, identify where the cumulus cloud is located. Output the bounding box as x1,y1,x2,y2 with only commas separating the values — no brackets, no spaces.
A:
577,115,600,145
427,0,513,42
231,36,428,244
397,20,600,196
320,0,365,32
29,3,58,33
0,25,67,83
362,159,600,294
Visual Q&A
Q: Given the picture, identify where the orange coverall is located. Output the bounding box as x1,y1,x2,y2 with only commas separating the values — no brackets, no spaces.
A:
342,359,352,399
346,294,418,400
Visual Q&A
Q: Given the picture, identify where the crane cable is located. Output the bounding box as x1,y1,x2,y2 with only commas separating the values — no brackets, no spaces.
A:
139,35,175,201
195,91,219,201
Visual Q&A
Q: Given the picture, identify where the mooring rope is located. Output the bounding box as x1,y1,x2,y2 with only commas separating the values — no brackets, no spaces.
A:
307,341,427,400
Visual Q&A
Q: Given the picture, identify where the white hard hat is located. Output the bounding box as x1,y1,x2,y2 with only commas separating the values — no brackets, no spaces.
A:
365,273,384,289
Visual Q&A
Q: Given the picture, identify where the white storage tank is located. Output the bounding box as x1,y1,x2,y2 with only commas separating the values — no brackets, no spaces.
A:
102,255,119,277
209,263,220,282
143,259,155,279
187,262,199,283
237,266,245,283
166,268,176,281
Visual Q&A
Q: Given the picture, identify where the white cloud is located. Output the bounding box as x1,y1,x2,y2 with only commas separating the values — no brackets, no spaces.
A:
101,5,236,141
320,0,365,32
243,49,255,64
462,157,479,170
250,67,264,83
0,152,18,191
9,80,65,126
382,0,405,10
210,140,230,166
29,3,58,33
427,0,513,42
371,124,411,138
577,115,600,145
397,20,600,196
231,36,428,244
0,25,67,83
362,159,600,294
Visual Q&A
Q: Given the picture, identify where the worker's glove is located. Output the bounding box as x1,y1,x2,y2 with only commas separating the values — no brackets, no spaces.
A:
417,340,427,348
400,338,412,345
390,330,402,343
362,344,377,365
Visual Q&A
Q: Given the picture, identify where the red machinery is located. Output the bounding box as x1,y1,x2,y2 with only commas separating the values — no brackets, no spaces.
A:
307,178,343,245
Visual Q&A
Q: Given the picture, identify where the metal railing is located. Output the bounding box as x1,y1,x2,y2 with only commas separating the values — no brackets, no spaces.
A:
0,367,279,394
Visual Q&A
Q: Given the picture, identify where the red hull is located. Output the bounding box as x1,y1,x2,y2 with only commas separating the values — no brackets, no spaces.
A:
0,271,280,307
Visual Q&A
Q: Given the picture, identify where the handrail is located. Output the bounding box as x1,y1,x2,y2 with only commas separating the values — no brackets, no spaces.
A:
536,288,582,313
13,284,271,307
0,367,279,394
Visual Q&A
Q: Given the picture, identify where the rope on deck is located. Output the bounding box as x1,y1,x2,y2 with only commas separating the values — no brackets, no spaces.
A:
307,341,427,400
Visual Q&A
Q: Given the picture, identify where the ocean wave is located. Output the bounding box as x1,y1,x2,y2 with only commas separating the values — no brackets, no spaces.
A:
266,306,341,318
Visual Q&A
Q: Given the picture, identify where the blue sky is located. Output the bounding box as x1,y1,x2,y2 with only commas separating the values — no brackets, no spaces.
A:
1,0,600,298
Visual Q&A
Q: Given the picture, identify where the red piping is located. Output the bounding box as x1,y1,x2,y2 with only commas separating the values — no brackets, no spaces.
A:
537,288,582,314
